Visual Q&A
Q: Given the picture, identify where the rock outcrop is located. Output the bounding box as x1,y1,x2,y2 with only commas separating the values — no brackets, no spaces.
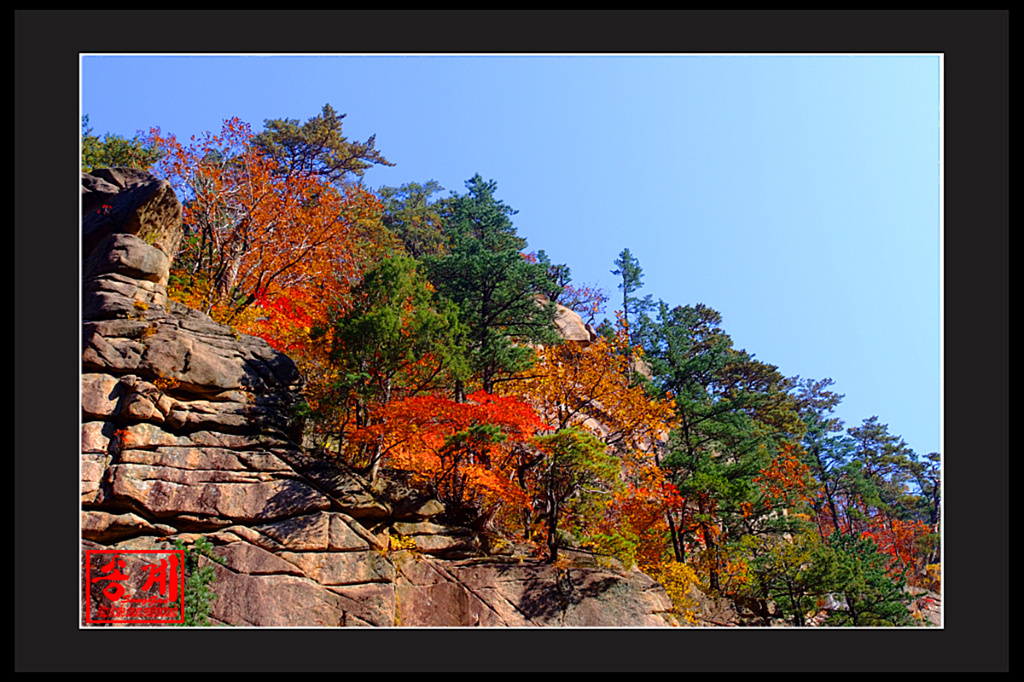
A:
552,302,598,346
80,168,675,627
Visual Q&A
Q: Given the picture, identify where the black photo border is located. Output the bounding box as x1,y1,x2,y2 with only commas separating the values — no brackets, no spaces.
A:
16,9,1007,672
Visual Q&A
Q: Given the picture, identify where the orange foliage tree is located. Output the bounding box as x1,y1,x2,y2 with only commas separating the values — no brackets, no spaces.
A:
146,117,390,327
740,443,816,524
593,451,683,569
146,116,396,438
860,516,933,578
506,315,675,453
347,391,550,528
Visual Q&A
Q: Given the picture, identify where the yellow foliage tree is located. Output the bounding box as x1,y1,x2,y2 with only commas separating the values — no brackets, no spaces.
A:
504,317,675,454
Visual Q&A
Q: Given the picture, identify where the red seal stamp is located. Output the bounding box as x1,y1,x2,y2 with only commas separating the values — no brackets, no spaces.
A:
84,549,185,625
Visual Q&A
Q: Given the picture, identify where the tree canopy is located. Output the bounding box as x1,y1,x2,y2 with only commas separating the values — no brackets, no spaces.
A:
319,254,468,481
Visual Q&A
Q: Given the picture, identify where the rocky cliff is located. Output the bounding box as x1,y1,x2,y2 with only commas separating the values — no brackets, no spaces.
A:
80,168,675,627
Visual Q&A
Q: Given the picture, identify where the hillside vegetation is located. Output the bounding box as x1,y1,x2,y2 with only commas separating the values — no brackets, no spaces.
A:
83,106,941,626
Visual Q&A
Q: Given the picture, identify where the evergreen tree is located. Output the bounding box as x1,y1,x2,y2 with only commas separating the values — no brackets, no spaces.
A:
644,301,801,589
790,374,847,532
820,532,913,626
847,416,920,521
378,180,448,259
532,428,620,562
252,103,393,185
81,115,162,172
425,175,561,397
532,250,572,304
909,451,941,526
610,248,654,344
738,527,834,626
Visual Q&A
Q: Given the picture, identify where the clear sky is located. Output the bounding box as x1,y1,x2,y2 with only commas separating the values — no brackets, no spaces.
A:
81,53,942,457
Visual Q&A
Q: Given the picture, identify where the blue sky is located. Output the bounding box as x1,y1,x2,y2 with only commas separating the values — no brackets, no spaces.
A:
81,53,942,457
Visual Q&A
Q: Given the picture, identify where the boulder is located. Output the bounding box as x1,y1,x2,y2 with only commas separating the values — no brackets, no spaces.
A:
82,167,183,261
553,302,597,345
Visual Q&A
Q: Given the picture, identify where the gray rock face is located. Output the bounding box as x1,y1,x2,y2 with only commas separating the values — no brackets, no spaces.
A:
79,169,675,628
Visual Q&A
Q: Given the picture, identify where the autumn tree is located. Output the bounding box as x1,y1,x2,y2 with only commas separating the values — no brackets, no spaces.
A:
425,175,561,397
349,391,549,527
503,314,676,564
558,281,610,325
591,448,683,573
147,115,391,325
319,255,468,481
743,444,816,528
510,316,674,452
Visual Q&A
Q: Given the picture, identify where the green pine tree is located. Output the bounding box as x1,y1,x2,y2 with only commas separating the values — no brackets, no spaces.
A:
81,115,163,172
252,104,393,185
819,531,913,626
610,248,654,344
378,180,449,259
645,301,801,590
172,537,226,627
425,175,561,397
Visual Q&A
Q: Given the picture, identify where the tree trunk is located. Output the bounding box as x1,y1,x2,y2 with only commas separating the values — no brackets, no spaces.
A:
213,241,244,310
366,440,383,484
667,511,685,563
546,492,559,563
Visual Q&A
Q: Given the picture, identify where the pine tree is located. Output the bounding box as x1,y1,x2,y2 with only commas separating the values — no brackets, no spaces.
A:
820,532,912,626
610,248,654,344
252,104,393,185
425,175,561,397
644,301,801,590
321,255,468,481
378,180,448,259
